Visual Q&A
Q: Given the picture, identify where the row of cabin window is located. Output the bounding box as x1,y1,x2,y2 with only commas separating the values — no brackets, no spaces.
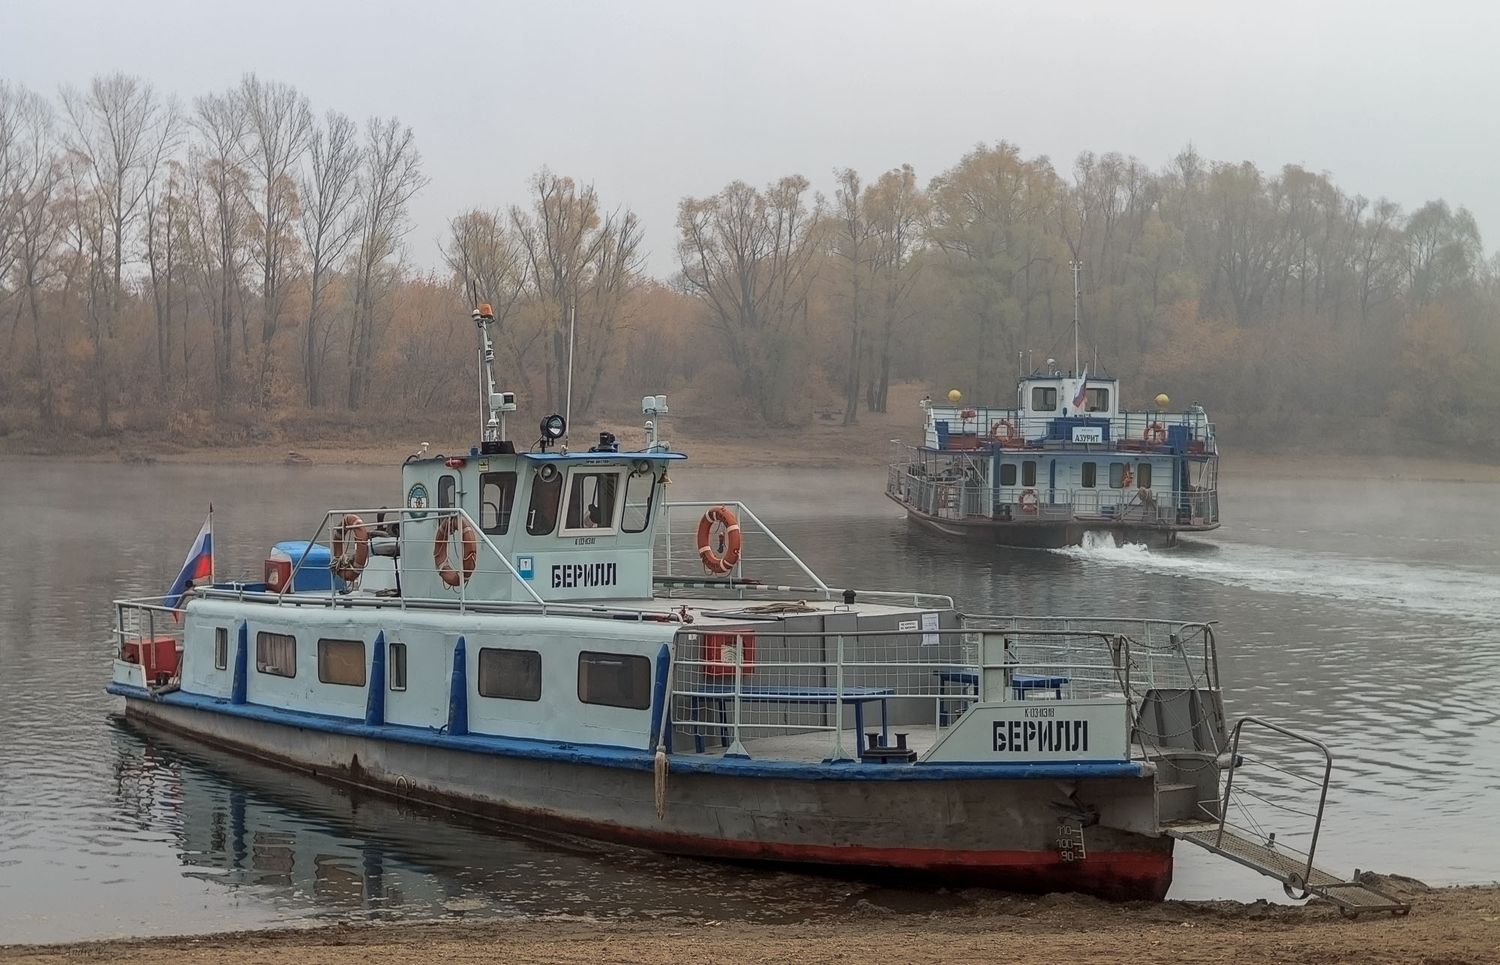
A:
436,468,655,538
229,631,651,709
998,461,1153,489
1031,386,1110,413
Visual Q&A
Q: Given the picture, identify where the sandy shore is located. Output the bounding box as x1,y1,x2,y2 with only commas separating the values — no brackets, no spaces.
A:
4,879,1494,965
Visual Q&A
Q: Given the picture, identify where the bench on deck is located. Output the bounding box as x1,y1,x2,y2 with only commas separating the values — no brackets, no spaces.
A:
684,685,894,753
934,670,1071,725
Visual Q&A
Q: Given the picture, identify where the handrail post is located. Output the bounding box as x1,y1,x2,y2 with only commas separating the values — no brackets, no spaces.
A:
832,633,847,760
725,635,748,758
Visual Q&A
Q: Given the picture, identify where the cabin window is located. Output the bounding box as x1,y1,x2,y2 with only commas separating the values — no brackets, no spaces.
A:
562,472,620,533
389,641,407,692
480,471,517,535
526,468,564,536
437,474,457,509
1137,463,1153,489
1021,461,1037,487
255,631,296,677
1109,463,1127,488
1081,462,1097,488
478,647,542,701
317,639,367,687
214,627,228,670
1085,387,1110,412
999,463,1018,486
1031,386,1058,410
578,651,651,709
622,469,655,533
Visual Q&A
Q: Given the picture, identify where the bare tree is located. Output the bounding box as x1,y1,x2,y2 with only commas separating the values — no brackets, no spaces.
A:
677,175,823,422
185,88,252,407
239,75,312,406
442,208,538,400
144,160,185,390
298,109,361,408
511,171,644,416
346,116,426,410
831,168,872,424
863,164,927,412
59,73,177,431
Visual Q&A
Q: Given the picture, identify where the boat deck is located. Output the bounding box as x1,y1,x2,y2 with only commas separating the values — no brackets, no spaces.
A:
682,724,948,763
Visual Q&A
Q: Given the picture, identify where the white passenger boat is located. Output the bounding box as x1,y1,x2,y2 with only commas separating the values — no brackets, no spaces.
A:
107,305,1400,911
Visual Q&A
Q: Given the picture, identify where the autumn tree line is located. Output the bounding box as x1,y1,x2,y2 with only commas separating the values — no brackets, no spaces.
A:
2,73,1498,453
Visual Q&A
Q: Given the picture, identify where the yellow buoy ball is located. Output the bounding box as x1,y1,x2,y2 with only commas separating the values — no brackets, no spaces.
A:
1155,393,1170,408
947,389,962,403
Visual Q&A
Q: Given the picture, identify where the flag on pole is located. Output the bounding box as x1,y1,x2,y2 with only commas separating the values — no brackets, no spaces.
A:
1072,366,1090,410
165,512,214,611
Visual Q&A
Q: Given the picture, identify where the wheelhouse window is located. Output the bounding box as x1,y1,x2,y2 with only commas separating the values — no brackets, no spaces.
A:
621,469,655,533
526,467,564,536
1109,463,1127,488
214,627,229,670
389,641,407,692
255,632,296,677
317,639,367,687
578,651,651,709
478,647,542,701
480,471,517,535
562,472,620,533
1084,387,1110,412
1021,460,1037,488
437,474,457,509
1081,462,1097,488
1137,463,1153,489
999,463,1018,486
1030,386,1058,411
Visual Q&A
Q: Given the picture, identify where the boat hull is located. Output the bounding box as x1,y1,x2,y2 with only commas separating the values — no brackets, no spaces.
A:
899,501,1219,549
118,695,1174,901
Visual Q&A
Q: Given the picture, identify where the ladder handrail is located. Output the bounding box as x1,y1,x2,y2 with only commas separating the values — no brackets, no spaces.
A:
1219,714,1333,899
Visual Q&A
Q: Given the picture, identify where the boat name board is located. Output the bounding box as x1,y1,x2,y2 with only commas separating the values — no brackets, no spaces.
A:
552,561,618,589
1071,426,1104,443
921,698,1129,764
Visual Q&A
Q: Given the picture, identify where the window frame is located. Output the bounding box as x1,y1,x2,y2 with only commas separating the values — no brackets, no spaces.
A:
389,641,407,692
1030,386,1058,411
479,470,518,536
316,638,367,687
255,631,297,678
577,650,652,710
214,627,229,671
525,468,564,536
1021,460,1037,488
559,470,624,536
620,469,656,534
477,647,543,702
1109,462,1127,489
1080,462,1097,489
1137,462,1154,489
1084,387,1110,413
998,463,1018,487
437,473,458,509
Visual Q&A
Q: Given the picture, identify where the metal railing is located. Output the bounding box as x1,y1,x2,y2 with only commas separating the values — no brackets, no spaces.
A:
670,618,1220,762
656,499,954,609
923,406,1217,451
113,598,187,685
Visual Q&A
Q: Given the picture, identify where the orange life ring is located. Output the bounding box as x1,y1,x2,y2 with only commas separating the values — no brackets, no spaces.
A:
697,505,743,576
991,420,1020,444
1017,488,1040,515
1144,423,1168,445
433,514,479,587
331,513,370,583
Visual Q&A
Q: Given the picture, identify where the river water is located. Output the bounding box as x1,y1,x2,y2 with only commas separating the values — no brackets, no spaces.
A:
1,458,1497,943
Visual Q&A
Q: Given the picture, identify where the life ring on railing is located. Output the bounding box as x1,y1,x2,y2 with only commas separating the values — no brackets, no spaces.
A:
331,514,370,583
1017,488,1040,515
991,420,1020,445
433,514,479,587
1144,422,1168,445
697,505,743,575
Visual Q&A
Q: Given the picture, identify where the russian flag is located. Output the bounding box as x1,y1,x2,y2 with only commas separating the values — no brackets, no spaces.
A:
1072,366,1090,410
164,513,214,611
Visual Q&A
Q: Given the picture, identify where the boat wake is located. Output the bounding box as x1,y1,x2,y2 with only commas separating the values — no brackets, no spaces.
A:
1054,532,1500,624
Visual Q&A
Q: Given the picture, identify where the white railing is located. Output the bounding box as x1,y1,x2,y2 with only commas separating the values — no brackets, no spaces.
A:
924,405,1217,451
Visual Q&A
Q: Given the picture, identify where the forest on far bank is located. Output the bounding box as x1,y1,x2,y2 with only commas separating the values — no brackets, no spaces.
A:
3,73,1499,457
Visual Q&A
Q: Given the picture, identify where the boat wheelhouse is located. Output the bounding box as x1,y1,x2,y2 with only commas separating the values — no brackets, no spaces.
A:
106,306,1398,912
887,371,1220,548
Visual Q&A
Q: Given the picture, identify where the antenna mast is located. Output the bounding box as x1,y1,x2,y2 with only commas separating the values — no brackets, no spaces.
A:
1070,259,1083,375
473,303,508,443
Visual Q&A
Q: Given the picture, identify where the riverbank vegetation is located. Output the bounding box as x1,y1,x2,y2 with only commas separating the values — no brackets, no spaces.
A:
2,74,1498,457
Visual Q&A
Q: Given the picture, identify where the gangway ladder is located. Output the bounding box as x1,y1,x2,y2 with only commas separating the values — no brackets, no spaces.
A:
1165,716,1411,917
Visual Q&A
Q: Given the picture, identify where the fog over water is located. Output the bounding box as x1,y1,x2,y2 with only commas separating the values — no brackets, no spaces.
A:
0,459,1497,943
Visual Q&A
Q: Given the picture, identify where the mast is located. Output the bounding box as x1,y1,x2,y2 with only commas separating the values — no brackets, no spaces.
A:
473,303,506,443
1070,259,1083,375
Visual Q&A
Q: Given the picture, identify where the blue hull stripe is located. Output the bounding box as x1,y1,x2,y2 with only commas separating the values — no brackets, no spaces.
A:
105,683,1149,783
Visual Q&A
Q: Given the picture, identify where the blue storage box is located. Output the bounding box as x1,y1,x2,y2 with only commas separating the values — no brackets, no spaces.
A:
271,540,337,591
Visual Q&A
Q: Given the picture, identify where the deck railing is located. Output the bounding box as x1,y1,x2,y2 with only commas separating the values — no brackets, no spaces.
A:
669,617,1220,762
923,406,1217,451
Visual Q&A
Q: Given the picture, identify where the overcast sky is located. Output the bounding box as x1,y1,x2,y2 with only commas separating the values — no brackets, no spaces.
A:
4,0,1495,276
